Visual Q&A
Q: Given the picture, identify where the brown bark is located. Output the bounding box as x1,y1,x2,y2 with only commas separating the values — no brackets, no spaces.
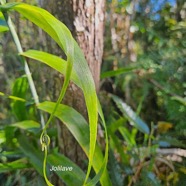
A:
41,0,105,91
40,1,105,185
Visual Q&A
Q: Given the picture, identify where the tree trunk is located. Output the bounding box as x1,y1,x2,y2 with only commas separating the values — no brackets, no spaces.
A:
40,0,105,185
41,0,105,91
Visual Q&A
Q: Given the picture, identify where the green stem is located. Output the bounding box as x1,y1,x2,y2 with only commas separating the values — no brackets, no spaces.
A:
0,0,45,128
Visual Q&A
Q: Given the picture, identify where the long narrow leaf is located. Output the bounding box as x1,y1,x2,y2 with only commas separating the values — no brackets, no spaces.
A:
47,152,86,186
22,50,111,185
0,158,29,173
17,134,87,185
101,67,135,79
112,95,149,134
38,101,111,186
0,12,9,32
9,4,98,183
17,134,44,175
0,91,25,102
9,120,40,133
21,50,80,87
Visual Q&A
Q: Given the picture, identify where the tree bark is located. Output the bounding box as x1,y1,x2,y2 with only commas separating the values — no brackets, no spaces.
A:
40,1,105,185
41,0,105,92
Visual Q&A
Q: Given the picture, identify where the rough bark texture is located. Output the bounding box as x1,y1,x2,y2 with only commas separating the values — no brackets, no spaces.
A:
40,1,105,185
41,0,105,91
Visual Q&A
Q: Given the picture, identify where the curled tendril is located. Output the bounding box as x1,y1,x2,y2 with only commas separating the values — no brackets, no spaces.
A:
40,132,54,186
40,132,50,151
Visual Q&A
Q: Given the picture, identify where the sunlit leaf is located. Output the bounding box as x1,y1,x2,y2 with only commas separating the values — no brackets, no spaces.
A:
8,96,25,102
0,91,5,96
9,4,98,182
21,50,80,87
38,101,111,186
0,25,8,32
0,91,25,102
9,120,40,131
21,50,110,185
0,130,6,144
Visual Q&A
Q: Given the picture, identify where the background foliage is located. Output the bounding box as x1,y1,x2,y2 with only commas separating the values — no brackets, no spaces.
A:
0,0,186,186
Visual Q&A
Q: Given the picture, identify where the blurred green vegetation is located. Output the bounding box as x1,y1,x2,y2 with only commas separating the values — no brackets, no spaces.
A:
100,0,186,185
0,0,186,185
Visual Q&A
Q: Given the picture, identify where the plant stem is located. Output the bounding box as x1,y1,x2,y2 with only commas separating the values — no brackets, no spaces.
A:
0,1,45,128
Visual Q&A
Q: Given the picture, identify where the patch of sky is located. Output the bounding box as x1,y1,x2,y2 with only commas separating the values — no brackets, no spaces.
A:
150,0,176,20
150,0,176,13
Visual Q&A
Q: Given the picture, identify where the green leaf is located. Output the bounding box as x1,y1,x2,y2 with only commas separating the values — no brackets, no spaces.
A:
0,12,8,32
108,117,126,134
17,134,44,175
21,50,80,88
12,76,28,98
171,96,186,106
0,25,8,32
0,91,25,102
9,120,40,132
21,50,110,186
107,150,124,186
11,76,28,121
112,95,149,134
0,91,5,96
17,133,89,186
47,152,86,186
119,126,136,147
8,96,25,102
101,67,135,79
38,101,111,186
0,2,20,11
86,101,110,186
10,3,98,182
0,130,6,144
109,133,129,165
0,158,29,173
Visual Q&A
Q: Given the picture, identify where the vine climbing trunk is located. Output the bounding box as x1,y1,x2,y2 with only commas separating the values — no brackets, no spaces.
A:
40,0,105,185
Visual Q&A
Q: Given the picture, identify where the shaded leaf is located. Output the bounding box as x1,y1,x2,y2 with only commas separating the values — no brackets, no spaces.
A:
0,2,20,11
107,150,124,186
101,67,135,79
0,158,29,173
17,134,43,175
11,77,28,121
112,95,149,134
48,152,86,186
